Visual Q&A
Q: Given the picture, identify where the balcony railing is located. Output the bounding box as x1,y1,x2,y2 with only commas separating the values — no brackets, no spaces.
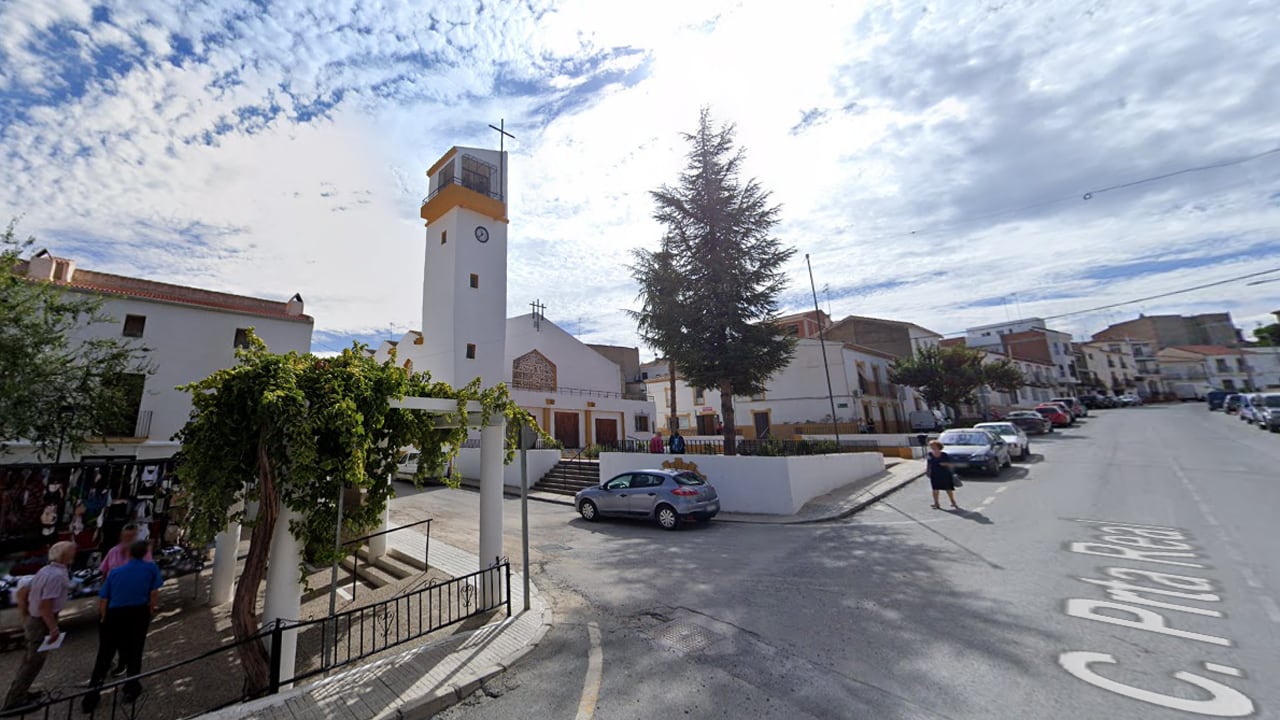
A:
858,379,899,397
421,153,504,205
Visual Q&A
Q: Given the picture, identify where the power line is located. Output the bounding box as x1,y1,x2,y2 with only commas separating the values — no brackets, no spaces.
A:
1039,266,1280,321
933,265,1280,337
1081,147,1280,200
845,145,1280,241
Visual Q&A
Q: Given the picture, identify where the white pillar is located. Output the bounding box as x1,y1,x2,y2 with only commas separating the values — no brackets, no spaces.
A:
262,505,302,690
366,474,391,560
209,516,240,606
479,422,506,571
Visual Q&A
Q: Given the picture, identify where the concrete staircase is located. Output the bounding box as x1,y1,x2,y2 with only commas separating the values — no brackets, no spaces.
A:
534,459,601,497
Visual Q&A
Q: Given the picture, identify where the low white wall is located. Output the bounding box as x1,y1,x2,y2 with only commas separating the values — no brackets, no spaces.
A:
598,451,885,515
457,448,561,487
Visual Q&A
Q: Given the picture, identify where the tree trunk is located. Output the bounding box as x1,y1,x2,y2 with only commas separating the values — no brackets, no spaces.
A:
232,435,279,697
719,380,736,455
667,359,678,433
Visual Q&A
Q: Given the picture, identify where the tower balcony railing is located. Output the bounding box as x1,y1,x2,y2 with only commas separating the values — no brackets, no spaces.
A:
422,154,505,205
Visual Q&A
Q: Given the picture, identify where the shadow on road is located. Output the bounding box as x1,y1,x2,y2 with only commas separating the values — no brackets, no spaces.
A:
947,507,994,524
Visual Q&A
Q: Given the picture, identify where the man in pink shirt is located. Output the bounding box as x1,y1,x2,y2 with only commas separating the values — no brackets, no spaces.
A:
97,523,152,677
99,523,152,577
3,541,75,710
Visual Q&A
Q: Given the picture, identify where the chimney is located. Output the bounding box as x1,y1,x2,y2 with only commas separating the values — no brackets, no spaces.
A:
27,250,55,280
286,293,304,316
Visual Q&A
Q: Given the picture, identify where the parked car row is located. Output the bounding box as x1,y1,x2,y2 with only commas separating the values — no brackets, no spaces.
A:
1220,391,1280,432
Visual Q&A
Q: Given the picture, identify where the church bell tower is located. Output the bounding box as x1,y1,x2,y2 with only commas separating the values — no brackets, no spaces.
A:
418,145,508,388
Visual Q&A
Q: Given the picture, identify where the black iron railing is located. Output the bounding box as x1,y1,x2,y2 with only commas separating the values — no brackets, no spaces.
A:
1,561,511,720
289,561,510,689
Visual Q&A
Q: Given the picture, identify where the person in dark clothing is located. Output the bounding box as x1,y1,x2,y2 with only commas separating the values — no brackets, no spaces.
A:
83,541,163,711
669,430,686,454
926,440,960,510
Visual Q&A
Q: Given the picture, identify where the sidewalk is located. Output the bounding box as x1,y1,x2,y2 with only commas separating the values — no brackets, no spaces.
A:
466,458,927,525
200,525,552,720
718,458,926,524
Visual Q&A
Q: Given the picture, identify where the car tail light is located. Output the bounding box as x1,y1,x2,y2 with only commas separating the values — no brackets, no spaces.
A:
671,487,698,496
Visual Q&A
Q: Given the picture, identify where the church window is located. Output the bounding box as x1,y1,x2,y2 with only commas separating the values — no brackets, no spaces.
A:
234,328,250,349
465,343,476,359
441,230,447,245
470,273,479,288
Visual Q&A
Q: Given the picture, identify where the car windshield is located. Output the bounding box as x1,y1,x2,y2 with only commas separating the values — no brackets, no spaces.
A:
939,432,991,445
1265,397,1280,408
977,424,1016,434
674,472,706,486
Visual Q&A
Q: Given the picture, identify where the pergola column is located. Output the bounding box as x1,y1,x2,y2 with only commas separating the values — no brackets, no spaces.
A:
262,505,303,690
478,421,506,572
208,505,241,606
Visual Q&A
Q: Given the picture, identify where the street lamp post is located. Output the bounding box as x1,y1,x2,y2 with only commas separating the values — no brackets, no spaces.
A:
54,404,75,464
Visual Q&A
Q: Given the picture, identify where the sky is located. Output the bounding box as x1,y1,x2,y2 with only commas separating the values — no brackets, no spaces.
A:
3,0,1279,358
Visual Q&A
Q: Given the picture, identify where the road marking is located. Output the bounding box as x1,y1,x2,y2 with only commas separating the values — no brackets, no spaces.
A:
980,496,995,507
995,486,1009,494
575,621,603,720
1204,662,1244,678
1260,597,1280,624
1239,567,1262,589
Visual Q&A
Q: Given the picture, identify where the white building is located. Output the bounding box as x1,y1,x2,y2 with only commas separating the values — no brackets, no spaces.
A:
967,317,1079,393
646,338,912,437
1244,347,1280,389
1076,342,1136,396
10,251,313,462
1156,345,1255,393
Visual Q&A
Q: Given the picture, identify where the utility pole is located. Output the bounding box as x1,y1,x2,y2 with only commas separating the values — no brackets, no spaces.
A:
806,254,841,446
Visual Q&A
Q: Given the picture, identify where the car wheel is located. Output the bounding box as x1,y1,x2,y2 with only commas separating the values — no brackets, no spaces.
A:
988,459,1000,476
656,504,679,531
579,500,598,522
1002,453,1012,468
1021,446,1030,460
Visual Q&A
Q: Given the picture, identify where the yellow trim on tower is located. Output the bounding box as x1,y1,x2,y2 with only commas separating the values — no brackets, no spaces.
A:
420,183,508,225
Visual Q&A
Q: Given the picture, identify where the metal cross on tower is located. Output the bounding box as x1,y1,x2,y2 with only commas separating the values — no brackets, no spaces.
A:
530,299,546,331
488,119,515,202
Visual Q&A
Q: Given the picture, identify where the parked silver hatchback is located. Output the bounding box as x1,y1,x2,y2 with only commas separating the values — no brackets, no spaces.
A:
575,469,720,530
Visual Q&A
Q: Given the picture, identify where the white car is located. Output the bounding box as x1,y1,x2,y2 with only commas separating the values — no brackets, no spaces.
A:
974,422,1030,461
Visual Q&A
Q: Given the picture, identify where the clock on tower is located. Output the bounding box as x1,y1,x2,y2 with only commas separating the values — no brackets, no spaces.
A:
418,146,508,389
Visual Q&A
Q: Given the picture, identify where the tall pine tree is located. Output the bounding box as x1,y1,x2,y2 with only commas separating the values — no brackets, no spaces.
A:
648,109,796,454
628,240,687,433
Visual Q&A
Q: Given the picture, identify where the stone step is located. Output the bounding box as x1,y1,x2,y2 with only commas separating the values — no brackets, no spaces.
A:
340,555,398,589
355,548,420,581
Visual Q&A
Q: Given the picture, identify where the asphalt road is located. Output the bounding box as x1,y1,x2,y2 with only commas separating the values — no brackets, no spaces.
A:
395,403,1280,720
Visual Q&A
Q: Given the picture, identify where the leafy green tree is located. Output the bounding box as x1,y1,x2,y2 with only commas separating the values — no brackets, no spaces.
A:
889,344,1026,416
1253,323,1280,346
175,334,535,695
628,241,687,432
0,218,150,458
649,109,797,453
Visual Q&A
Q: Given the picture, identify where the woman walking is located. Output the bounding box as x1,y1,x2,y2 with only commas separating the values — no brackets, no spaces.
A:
926,440,960,510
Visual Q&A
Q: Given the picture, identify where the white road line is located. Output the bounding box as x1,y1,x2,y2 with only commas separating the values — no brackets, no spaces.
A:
1240,567,1263,589
995,486,1009,494
1260,597,1280,624
575,621,604,720
1204,662,1244,678
980,496,995,507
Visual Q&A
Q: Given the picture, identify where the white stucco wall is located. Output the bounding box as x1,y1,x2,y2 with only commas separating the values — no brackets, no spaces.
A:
52,293,313,461
456,447,561,487
598,450,885,515
504,314,622,392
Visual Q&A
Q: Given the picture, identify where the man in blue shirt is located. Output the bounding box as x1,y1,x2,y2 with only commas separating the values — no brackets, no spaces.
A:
82,540,163,711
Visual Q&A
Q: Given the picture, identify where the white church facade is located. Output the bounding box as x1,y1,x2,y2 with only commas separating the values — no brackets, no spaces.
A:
374,313,656,450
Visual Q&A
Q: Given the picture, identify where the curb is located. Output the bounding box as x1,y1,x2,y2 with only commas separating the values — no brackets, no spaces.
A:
718,466,925,525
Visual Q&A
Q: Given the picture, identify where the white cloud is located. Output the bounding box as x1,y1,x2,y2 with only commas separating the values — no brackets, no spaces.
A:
1,0,1277,360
